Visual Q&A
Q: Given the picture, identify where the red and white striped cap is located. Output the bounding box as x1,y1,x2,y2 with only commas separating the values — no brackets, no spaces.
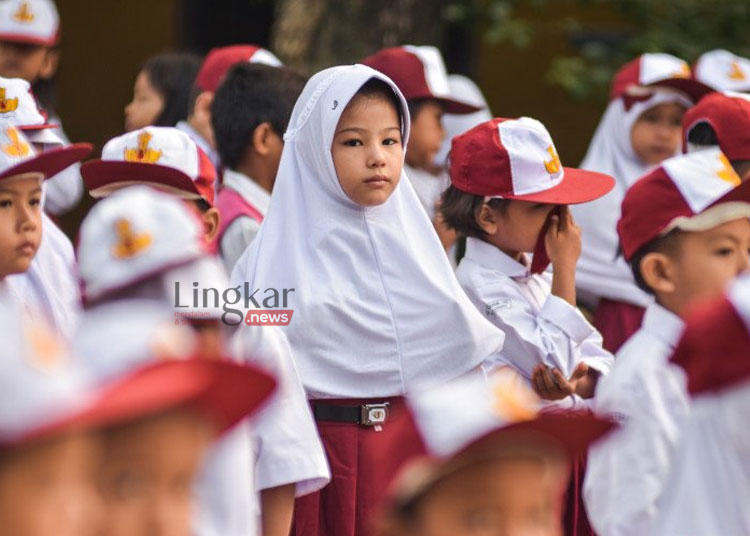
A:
618,148,750,260
195,44,283,93
361,45,481,114
683,91,750,160
611,53,713,103
0,0,59,47
693,49,750,93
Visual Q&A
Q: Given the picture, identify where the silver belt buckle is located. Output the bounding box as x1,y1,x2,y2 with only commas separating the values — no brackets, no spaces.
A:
361,403,389,426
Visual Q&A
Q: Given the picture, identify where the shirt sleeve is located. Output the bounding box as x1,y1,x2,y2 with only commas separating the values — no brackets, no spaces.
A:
220,216,261,274
474,278,613,380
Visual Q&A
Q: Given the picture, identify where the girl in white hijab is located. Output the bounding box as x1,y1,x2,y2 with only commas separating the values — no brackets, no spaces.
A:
571,53,710,352
231,64,505,535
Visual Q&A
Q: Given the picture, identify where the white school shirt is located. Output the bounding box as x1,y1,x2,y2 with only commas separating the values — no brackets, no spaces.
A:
456,237,614,382
404,163,448,222
584,303,689,536
176,120,220,172
219,169,271,273
5,213,80,341
42,116,84,215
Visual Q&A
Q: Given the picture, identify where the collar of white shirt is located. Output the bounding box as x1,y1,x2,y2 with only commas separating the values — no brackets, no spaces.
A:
464,236,531,281
641,302,684,350
222,168,272,216
175,121,220,169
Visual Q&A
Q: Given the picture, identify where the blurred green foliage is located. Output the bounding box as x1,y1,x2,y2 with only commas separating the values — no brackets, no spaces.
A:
442,0,750,101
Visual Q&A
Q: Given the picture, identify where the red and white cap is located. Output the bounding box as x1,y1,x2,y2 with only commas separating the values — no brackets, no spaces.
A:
81,126,216,206
368,369,614,507
195,44,283,93
361,45,480,114
682,91,750,160
618,148,750,260
0,76,61,145
671,273,750,396
693,49,750,93
77,186,221,304
0,120,90,182
611,53,713,103
0,0,59,47
449,117,614,203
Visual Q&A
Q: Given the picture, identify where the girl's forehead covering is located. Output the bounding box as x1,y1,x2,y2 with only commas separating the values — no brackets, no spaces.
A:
283,64,410,146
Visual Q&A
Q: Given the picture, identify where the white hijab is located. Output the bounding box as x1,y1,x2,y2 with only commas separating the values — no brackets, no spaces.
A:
231,64,504,399
572,91,692,307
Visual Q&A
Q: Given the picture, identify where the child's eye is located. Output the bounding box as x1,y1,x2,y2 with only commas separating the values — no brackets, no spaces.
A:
29,197,41,207
382,138,400,146
716,247,735,256
343,139,363,147
0,199,11,208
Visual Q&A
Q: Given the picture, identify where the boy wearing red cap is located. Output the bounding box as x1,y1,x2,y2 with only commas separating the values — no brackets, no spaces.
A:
683,90,750,181
211,62,306,270
442,116,615,404
584,148,750,536
178,44,283,170
362,45,480,252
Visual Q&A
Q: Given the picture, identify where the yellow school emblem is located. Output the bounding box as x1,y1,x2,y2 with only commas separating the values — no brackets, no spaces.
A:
1,126,30,158
544,145,562,175
123,131,162,164
0,88,19,114
13,2,34,23
729,61,747,81
111,218,152,259
673,63,691,79
717,153,741,186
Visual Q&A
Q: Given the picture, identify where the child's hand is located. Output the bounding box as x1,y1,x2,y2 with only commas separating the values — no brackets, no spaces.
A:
531,362,589,401
544,206,582,271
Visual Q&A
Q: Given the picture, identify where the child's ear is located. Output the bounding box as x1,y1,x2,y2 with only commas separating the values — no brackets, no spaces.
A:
252,122,276,156
194,92,214,121
202,207,220,241
39,49,59,80
475,203,499,235
640,252,677,295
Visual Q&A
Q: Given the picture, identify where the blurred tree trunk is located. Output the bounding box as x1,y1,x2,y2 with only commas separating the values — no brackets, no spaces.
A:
271,0,451,73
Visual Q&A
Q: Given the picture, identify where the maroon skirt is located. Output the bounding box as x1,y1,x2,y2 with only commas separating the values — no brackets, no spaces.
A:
291,397,404,536
593,298,646,353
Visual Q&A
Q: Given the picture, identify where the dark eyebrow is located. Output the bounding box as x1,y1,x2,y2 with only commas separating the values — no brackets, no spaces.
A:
335,126,401,135
0,186,42,195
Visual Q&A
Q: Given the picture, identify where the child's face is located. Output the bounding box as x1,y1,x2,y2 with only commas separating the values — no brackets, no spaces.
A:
98,408,213,536
406,101,445,170
660,218,750,317
0,41,56,83
482,200,555,257
630,102,685,166
0,176,42,279
0,433,104,536
124,71,164,133
331,94,403,206
385,456,566,536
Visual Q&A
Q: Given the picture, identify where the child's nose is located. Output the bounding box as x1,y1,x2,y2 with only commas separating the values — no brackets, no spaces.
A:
367,145,386,167
18,204,37,231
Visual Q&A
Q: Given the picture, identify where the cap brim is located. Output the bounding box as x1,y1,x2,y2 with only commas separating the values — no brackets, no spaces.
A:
647,78,715,103
81,160,203,200
0,143,91,182
507,168,615,205
0,32,57,47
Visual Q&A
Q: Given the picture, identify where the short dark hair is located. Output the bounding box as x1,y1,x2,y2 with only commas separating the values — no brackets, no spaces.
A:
352,77,403,127
211,63,306,170
439,184,508,238
628,229,683,294
142,52,202,127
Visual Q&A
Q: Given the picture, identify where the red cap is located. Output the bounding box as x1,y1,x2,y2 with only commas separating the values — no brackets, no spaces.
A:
671,274,750,396
617,148,750,260
361,45,480,114
683,91,750,161
611,53,713,103
195,44,283,93
449,117,614,204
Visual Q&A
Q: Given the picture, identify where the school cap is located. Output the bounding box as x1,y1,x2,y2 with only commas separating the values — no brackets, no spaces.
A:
361,45,480,114
369,369,614,508
77,186,224,304
195,44,283,93
611,53,713,103
0,121,89,182
683,91,750,160
617,148,750,260
0,0,59,47
449,117,614,204
693,49,750,93
73,299,276,434
81,126,216,205
671,273,750,396
0,76,61,145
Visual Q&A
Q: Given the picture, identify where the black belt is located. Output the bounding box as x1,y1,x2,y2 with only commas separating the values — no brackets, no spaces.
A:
313,401,390,426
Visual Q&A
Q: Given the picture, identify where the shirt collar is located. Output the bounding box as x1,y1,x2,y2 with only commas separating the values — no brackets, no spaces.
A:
223,168,272,215
642,302,685,350
175,121,220,169
464,237,531,280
